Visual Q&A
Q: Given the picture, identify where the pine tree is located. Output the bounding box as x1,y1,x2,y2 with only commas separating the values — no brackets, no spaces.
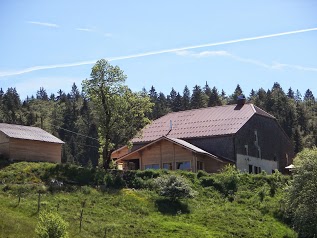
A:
287,87,295,99
228,84,243,104
191,85,207,109
173,93,183,112
182,86,191,110
36,87,49,101
209,87,222,107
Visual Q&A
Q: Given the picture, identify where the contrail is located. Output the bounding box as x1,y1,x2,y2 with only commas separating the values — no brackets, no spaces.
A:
1,27,316,78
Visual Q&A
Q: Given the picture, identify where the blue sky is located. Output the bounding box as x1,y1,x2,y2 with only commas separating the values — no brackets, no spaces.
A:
1,0,316,99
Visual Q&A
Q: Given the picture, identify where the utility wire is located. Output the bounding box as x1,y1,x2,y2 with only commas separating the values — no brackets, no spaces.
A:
51,124,99,142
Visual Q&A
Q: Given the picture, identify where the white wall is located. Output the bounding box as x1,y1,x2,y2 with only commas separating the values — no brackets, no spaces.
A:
236,154,278,174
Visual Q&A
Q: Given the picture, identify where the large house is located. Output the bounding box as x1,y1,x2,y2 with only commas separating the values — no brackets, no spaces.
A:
0,123,64,163
113,100,294,174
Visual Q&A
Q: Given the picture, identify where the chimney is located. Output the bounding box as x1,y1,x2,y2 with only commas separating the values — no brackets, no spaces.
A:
237,94,246,106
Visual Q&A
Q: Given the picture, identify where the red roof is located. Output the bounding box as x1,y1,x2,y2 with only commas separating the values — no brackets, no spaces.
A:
132,104,274,143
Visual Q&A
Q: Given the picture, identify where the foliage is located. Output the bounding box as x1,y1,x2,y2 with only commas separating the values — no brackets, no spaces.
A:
82,59,152,168
35,211,68,238
0,162,297,237
154,175,197,201
284,147,317,238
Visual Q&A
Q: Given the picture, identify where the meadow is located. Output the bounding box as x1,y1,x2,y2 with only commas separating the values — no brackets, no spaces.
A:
0,162,296,238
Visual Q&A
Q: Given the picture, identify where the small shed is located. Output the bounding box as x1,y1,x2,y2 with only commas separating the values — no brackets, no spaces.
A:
0,123,64,163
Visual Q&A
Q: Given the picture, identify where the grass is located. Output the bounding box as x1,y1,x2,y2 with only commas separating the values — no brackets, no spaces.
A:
0,162,297,238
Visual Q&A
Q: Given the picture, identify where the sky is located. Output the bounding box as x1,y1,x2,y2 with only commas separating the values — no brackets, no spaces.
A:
0,0,317,100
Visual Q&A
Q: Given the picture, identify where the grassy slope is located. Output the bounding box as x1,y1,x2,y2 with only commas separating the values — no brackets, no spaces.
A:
0,162,296,238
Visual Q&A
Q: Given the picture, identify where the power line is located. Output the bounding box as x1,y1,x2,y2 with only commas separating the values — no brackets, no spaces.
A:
51,124,99,142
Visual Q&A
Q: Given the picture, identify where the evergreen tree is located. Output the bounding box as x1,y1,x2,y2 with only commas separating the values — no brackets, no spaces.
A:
295,90,302,102
287,87,295,99
36,87,49,101
191,85,207,109
168,88,177,111
203,82,212,98
173,93,183,112
182,86,191,110
209,87,222,107
228,84,243,104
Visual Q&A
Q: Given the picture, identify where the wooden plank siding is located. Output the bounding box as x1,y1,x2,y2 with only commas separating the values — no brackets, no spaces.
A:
0,131,10,158
9,138,62,163
118,139,227,173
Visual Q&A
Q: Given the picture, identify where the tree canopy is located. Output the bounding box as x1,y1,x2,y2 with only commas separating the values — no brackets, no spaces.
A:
82,59,152,168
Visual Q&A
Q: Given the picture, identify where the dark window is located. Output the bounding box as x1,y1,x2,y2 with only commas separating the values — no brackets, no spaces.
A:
144,164,159,170
176,161,191,171
254,166,258,174
258,167,261,173
249,164,253,174
197,161,204,170
163,163,172,170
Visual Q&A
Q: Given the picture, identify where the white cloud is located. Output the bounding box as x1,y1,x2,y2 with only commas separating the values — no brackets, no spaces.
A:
175,50,317,72
27,21,59,28
76,28,94,32
1,27,317,78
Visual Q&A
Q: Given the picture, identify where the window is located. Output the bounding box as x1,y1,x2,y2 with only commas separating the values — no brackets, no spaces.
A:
249,164,253,174
144,164,159,170
254,130,258,144
244,145,249,155
197,161,204,170
176,161,191,170
163,163,172,170
254,166,258,174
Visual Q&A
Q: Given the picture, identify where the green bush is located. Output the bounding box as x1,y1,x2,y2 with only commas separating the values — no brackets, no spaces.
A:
35,211,68,238
200,176,216,187
154,174,197,201
284,148,317,238
197,170,209,179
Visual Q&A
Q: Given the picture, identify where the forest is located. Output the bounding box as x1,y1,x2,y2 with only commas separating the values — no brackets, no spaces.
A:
0,78,316,167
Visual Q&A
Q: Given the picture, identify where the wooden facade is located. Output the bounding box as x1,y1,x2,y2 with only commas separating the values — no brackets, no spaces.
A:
116,137,228,173
0,129,63,163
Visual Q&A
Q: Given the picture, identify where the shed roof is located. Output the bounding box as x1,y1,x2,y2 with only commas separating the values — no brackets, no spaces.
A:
133,103,275,143
0,123,64,144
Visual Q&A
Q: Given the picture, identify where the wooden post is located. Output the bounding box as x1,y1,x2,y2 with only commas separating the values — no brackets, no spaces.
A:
79,209,84,232
37,192,41,213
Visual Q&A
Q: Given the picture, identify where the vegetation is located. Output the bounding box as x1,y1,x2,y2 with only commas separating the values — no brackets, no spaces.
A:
35,211,69,238
154,174,197,201
0,162,297,237
0,81,316,169
283,147,317,238
82,59,152,168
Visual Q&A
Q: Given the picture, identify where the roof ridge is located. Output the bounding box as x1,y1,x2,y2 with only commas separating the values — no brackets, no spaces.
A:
253,105,275,118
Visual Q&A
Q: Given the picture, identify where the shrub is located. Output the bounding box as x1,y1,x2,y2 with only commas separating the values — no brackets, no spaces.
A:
215,165,240,196
284,148,317,237
197,170,209,179
200,176,216,187
35,211,68,238
154,175,196,201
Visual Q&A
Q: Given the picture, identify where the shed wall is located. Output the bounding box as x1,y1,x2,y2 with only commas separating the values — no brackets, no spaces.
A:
9,138,62,163
0,131,10,158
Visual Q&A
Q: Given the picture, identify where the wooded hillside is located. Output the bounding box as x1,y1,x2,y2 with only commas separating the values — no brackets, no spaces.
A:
0,81,316,166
